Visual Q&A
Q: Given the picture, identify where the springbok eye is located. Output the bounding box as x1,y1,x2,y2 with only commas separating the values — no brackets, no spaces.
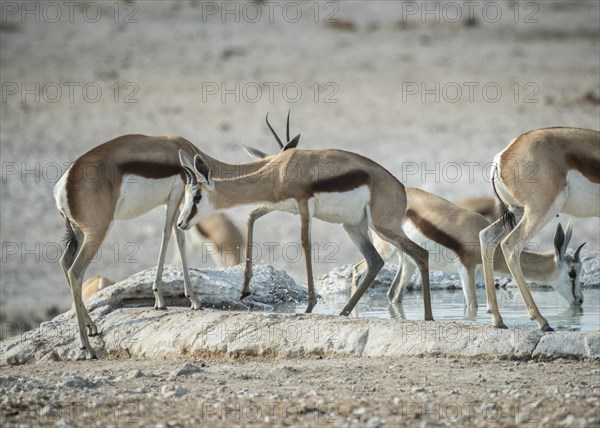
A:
569,270,576,279
193,191,202,205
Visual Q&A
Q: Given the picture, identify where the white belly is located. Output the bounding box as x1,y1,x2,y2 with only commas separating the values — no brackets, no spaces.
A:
114,175,179,220
263,186,371,225
562,170,600,217
313,186,371,225
402,220,461,273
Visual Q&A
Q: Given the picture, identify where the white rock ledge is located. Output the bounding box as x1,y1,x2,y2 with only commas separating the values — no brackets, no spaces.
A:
2,265,598,365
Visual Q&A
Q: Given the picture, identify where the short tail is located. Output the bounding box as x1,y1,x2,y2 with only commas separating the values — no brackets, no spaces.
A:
491,170,516,230
62,219,79,266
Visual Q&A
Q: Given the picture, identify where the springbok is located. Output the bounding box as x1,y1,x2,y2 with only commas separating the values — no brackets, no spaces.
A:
455,197,500,222
480,127,598,331
171,213,245,267
176,115,434,320
54,133,294,359
351,188,585,312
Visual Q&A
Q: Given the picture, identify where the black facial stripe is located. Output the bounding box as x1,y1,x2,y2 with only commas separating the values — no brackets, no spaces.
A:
193,190,202,204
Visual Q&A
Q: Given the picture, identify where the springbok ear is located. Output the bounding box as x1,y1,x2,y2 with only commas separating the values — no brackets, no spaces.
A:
564,217,573,250
179,150,195,170
553,222,565,265
574,242,586,263
239,144,268,160
193,154,214,189
282,134,301,152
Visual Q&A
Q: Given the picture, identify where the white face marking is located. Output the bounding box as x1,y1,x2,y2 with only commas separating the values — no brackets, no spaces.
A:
115,175,179,220
549,254,584,306
562,170,600,217
177,183,214,230
312,186,371,225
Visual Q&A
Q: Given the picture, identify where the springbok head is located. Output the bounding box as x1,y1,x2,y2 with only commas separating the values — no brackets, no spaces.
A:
551,219,586,306
177,150,214,230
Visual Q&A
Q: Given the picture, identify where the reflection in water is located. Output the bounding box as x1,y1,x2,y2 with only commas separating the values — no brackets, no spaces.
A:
298,288,600,332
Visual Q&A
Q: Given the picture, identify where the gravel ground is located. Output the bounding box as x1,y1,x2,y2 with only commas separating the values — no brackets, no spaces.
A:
2,356,599,427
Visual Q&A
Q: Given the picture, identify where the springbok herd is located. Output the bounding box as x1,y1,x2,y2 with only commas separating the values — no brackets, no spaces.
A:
53,114,599,359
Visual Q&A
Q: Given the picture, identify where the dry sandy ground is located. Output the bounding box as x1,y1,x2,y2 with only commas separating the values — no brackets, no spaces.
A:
2,356,599,427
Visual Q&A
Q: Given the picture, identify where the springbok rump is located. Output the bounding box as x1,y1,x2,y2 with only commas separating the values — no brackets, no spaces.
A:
351,188,585,314
480,127,599,331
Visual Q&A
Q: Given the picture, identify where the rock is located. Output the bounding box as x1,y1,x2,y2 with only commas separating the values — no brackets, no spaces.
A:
61,264,308,315
367,417,384,428
126,369,143,379
161,384,187,398
168,363,203,380
58,376,96,389
40,405,58,417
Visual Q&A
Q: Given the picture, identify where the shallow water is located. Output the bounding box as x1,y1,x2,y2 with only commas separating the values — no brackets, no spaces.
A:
294,288,600,332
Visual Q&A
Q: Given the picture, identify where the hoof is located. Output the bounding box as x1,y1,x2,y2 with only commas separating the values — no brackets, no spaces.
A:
155,306,168,311
240,292,251,301
540,325,554,332
494,322,508,329
88,332,101,337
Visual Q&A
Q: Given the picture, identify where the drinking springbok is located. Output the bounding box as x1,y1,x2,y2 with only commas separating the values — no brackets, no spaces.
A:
480,127,598,331
54,133,295,359
176,115,434,320
351,188,585,312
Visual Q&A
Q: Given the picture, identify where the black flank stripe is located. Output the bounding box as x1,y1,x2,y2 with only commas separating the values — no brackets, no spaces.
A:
312,170,370,193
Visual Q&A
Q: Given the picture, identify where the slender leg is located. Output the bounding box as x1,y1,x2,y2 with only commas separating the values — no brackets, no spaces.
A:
241,206,272,300
175,223,201,309
297,200,317,313
479,218,510,328
350,259,367,296
374,226,433,321
152,195,181,310
456,263,478,310
67,226,109,360
390,254,415,304
340,219,385,316
386,253,404,302
501,204,562,331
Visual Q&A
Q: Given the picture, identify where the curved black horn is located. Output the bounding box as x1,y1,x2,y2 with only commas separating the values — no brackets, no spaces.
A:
286,109,291,142
266,113,283,148
574,242,586,263
182,166,196,185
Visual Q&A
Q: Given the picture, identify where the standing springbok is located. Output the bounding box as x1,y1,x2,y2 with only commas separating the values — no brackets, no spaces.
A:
54,134,294,359
480,127,598,331
176,116,434,320
351,188,585,312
